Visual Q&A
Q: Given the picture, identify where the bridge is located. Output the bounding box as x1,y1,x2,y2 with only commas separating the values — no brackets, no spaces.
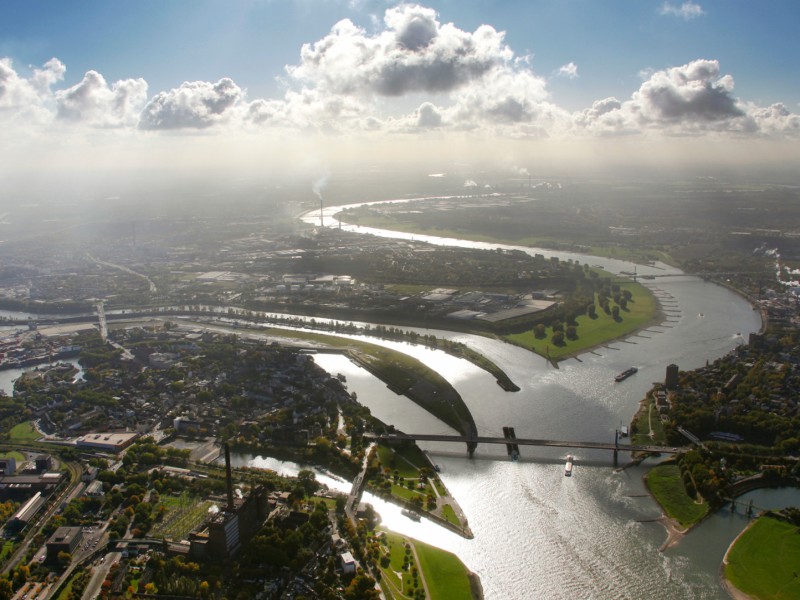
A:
364,429,685,466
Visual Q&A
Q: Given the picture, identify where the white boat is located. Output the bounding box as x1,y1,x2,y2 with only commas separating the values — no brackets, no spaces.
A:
564,455,574,477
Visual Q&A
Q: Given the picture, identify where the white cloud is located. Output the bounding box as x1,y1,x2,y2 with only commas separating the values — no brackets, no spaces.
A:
56,70,147,127
446,68,569,137
748,103,800,136
573,60,767,136
556,62,578,79
0,57,64,128
139,78,242,130
0,58,43,109
416,102,442,128
633,59,742,124
1,4,799,150
287,4,512,97
659,2,705,20
31,58,66,94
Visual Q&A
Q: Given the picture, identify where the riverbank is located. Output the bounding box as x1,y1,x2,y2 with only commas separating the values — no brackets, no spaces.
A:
505,280,662,363
721,512,800,600
720,521,758,600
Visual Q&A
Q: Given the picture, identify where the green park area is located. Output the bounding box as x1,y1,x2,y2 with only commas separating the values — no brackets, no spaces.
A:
6,421,41,442
645,463,708,528
725,514,800,600
631,396,667,447
369,444,463,527
378,532,475,600
506,280,658,361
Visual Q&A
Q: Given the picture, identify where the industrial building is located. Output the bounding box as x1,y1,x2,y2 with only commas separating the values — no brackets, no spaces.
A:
46,526,83,559
188,444,269,560
6,492,45,531
0,472,64,500
0,458,16,475
75,431,139,453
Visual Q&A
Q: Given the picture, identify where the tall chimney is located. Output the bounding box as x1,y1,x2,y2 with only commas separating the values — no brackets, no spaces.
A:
224,443,234,511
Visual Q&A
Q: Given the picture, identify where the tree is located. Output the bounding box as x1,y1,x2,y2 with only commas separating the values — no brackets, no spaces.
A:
533,323,546,339
552,331,565,346
0,576,12,600
612,306,620,321
566,326,578,341
57,551,72,567
344,573,380,600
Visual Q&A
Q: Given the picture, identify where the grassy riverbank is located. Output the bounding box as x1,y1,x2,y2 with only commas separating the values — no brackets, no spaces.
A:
367,443,471,534
724,514,800,600
505,281,659,362
378,531,479,600
645,463,709,528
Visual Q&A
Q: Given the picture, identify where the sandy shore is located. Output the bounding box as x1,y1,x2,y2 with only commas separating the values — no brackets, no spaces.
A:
657,515,688,551
719,521,758,600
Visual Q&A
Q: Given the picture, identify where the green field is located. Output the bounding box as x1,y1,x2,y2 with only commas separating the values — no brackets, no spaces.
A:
645,464,708,527
631,397,667,447
725,515,800,600
506,281,658,361
7,421,41,442
378,532,474,600
0,450,26,462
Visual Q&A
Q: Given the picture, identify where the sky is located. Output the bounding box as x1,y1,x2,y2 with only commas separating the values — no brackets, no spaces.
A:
2,0,799,185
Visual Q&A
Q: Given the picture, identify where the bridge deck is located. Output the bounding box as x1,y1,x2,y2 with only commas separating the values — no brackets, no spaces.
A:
366,433,682,454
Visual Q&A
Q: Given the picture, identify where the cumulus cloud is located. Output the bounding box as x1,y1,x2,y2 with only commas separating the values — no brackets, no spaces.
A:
556,62,578,79
139,78,242,130
574,60,762,136
245,86,370,134
0,57,66,127
633,59,742,123
287,4,512,97
0,58,42,109
416,102,442,128
56,70,147,127
31,58,66,94
2,5,799,145
748,103,800,136
659,1,705,20
448,68,569,137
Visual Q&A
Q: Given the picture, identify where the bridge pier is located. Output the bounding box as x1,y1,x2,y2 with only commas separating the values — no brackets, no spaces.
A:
466,440,477,457
502,426,520,459
613,449,618,467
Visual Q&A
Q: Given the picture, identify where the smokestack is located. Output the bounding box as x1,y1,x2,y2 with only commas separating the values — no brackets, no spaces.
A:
224,443,234,511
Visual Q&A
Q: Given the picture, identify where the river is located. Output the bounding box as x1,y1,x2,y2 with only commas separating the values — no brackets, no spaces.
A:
291,199,797,598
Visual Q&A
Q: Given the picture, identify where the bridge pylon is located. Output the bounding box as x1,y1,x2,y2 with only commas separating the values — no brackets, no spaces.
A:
502,426,521,459
466,440,477,457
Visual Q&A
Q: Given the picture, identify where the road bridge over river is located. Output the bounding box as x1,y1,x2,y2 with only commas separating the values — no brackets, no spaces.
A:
364,431,685,465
